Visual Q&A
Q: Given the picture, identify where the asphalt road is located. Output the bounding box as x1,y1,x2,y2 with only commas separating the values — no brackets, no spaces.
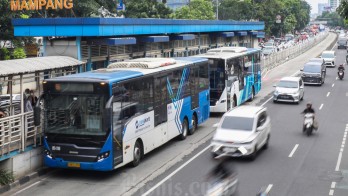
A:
137,44,348,196
4,33,337,196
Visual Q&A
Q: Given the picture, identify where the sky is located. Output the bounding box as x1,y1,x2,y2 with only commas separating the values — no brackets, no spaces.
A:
306,0,329,14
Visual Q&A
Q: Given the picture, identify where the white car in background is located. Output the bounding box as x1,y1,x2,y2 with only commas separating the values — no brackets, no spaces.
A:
320,50,336,67
273,77,304,104
211,106,271,160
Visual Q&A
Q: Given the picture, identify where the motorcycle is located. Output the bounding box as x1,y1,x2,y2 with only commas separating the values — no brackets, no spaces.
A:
206,146,240,196
205,174,238,196
338,70,344,80
303,113,314,136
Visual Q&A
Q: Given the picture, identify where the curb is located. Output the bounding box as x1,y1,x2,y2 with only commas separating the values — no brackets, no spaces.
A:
0,167,52,194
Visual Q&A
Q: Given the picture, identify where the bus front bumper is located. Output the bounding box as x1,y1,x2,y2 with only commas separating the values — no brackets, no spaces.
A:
44,155,113,171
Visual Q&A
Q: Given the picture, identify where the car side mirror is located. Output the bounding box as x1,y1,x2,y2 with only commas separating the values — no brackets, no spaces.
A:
300,86,304,89
256,127,263,132
300,68,303,71
273,84,276,87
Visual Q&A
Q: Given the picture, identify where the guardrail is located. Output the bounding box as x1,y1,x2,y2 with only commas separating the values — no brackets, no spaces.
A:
261,31,330,73
0,112,41,160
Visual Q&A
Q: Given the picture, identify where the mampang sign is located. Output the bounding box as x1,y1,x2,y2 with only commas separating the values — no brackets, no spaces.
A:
11,0,73,11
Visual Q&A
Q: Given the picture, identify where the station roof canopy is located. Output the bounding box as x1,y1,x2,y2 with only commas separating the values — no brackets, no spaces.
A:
0,56,85,76
12,18,265,37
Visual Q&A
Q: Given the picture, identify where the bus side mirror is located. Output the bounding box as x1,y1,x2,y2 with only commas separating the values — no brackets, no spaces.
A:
102,108,112,132
34,106,41,126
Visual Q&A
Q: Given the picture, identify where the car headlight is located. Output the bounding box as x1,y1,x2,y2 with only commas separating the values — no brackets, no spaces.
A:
273,91,279,96
96,151,110,162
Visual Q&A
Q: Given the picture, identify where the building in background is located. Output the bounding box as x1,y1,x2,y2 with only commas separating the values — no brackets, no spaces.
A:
318,3,329,15
329,0,340,11
158,0,189,10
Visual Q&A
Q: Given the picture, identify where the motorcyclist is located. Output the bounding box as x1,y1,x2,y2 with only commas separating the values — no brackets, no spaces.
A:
338,64,345,78
301,102,315,132
208,158,236,181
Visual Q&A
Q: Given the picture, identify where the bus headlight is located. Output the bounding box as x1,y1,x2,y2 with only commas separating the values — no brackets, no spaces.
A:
44,149,54,159
96,151,110,162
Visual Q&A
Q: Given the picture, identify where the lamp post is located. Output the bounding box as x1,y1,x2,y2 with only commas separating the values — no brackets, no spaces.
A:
216,0,219,20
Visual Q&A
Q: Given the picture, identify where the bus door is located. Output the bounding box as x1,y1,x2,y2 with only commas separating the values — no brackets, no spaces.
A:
154,75,168,144
112,89,124,166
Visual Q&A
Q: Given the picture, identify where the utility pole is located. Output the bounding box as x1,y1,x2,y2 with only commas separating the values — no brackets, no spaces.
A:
216,0,219,20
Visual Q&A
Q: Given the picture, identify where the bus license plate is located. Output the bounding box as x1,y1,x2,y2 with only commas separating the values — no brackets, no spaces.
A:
68,162,80,168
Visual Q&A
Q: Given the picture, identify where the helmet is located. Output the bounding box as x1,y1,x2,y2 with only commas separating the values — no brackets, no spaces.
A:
306,102,312,107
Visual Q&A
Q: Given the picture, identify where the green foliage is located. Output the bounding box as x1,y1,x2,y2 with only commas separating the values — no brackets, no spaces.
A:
0,169,14,186
122,0,172,18
12,48,27,59
0,48,11,60
218,0,310,36
338,0,348,20
317,11,346,27
172,0,215,20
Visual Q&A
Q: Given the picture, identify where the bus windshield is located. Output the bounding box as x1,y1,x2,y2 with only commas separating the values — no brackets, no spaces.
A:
45,94,106,136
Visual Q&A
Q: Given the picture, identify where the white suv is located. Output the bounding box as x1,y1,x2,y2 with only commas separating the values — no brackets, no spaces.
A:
211,106,271,160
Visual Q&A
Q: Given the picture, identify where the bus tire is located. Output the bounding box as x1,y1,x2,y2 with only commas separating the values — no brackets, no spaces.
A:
232,95,237,108
189,114,198,135
180,118,189,140
132,141,142,167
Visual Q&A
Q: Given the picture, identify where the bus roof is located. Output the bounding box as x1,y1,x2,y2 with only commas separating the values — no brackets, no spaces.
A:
195,47,260,60
46,57,207,83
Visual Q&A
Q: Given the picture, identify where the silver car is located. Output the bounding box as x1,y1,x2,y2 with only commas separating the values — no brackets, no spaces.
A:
273,77,304,104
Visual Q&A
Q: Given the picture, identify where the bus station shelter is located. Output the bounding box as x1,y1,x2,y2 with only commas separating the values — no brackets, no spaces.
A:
12,18,265,71
0,56,85,161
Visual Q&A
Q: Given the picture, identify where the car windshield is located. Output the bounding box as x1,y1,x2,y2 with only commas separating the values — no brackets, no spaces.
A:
303,65,321,73
277,80,298,88
221,116,254,131
321,53,334,58
45,94,106,136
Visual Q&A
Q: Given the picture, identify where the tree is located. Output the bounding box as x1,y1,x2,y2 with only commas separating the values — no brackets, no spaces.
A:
317,11,346,27
122,0,172,18
218,0,253,21
172,0,215,20
338,0,348,20
12,48,26,59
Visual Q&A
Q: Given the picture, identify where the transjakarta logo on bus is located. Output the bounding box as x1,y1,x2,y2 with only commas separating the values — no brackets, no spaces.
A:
135,117,150,129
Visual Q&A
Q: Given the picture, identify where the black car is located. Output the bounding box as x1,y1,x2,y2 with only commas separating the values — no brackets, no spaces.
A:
300,62,326,86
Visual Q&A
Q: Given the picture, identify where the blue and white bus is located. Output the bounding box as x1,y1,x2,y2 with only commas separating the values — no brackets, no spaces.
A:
35,57,210,171
196,47,261,112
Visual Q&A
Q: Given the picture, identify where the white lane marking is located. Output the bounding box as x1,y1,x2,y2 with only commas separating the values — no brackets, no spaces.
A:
327,92,331,97
341,148,344,152
331,42,337,51
212,123,219,128
288,144,299,158
342,140,345,145
319,104,324,110
14,178,46,195
332,84,335,87
335,152,343,171
342,145,345,148
265,184,273,193
329,189,334,196
336,77,338,80
261,97,273,107
262,70,271,79
331,182,336,189
291,70,300,77
142,145,212,196
142,94,275,196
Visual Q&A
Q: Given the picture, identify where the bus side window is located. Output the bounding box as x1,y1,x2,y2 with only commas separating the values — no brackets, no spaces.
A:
199,64,209,90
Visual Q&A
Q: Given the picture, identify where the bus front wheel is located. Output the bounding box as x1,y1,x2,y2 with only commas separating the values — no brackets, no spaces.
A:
132,141,142,167
180,119,188,140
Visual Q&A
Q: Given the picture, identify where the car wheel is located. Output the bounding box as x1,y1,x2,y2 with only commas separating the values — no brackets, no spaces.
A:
301,93,304,101
179,118,188,140
273,100,277,103
249,146,257,161
263,135,270,150
188,115,197,135
132,141,142,167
